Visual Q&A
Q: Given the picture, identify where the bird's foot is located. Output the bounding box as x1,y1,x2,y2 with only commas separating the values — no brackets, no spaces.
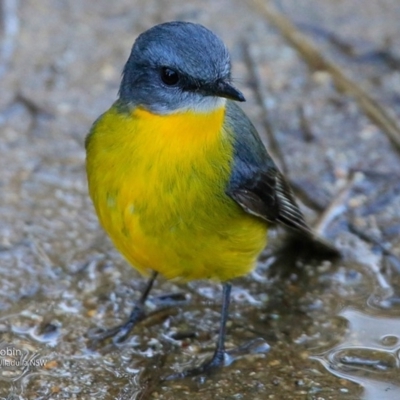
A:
163,337,270,380
87,304,145,346
87,291,187,347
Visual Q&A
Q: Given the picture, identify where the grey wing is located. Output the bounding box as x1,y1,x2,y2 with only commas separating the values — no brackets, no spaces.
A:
224,101,312,236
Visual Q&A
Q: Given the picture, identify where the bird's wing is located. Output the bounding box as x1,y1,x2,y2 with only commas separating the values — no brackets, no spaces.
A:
230,171,312,234
224,101,312,236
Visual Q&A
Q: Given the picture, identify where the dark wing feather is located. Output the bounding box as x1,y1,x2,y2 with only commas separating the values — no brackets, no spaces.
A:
225,101,312,236
231,172,312,235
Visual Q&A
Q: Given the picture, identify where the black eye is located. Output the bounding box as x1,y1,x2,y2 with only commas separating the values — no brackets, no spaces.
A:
160,67,179,85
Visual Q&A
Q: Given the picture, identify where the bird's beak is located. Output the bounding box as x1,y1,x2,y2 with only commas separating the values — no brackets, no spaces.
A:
207,80,246,102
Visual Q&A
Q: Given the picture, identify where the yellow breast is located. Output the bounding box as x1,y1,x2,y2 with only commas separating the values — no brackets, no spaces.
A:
86,102,267,281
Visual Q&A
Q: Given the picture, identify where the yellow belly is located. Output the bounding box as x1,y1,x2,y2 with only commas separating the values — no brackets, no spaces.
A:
85,103,267,281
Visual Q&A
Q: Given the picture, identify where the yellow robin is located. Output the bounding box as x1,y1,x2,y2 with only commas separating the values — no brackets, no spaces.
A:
85,21,333,377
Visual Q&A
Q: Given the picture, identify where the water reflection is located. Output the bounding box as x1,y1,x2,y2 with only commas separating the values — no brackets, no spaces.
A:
314,308,400,399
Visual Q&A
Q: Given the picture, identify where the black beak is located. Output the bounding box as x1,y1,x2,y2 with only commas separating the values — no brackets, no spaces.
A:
184,78,246,102
213,80,245,102
204,80,245,102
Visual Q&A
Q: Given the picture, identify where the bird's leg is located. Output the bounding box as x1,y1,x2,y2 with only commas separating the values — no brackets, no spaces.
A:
89,271,158,344
165,283,232,379
205,282,232,369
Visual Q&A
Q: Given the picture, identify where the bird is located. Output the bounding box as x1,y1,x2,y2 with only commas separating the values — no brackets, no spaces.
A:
85,21,335,378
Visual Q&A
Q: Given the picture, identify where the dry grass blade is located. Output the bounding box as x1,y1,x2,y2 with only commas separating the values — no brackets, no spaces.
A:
248,0,400,155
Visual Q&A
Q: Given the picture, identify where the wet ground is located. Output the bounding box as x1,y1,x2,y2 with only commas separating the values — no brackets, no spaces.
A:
1,0,400,399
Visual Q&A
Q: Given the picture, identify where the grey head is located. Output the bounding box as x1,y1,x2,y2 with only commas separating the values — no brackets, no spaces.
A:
119,21,245,114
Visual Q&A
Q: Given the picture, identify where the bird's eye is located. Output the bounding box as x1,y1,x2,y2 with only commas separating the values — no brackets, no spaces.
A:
160,67,179,86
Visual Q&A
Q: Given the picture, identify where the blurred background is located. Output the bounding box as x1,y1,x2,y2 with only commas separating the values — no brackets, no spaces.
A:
1,0,400,399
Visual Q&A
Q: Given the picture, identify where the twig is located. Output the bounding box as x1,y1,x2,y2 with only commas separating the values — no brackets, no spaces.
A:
312,171,357,235
248,0,400,155
242,38,288,174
